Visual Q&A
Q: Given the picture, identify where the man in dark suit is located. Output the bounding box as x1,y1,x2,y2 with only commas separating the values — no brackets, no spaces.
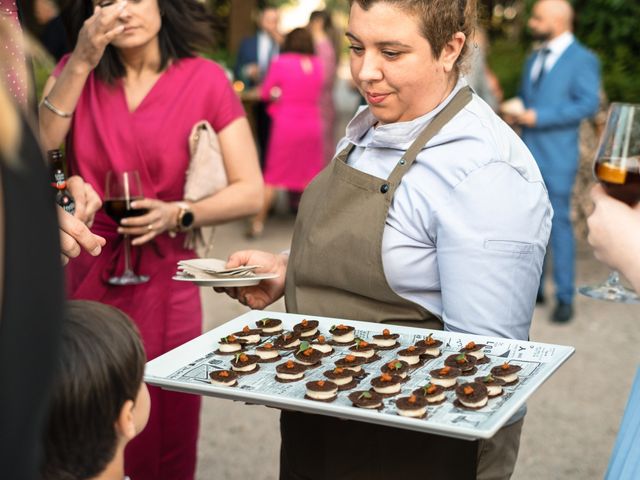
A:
515,0,600,323
234,6,281,170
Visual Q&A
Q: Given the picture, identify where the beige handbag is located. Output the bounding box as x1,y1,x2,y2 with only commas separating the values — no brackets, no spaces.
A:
184,120,228,256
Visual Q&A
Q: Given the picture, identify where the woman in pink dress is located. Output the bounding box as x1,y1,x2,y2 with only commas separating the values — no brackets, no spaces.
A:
38,1,263,479
309,10,338,165
250,27,324,237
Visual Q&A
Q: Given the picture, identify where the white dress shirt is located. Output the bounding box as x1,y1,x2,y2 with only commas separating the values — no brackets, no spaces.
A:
530,31,575,82
337,78,553,341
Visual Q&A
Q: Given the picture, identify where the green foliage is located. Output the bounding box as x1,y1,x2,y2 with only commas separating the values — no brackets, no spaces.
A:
487,37,528,100
573,0,640,102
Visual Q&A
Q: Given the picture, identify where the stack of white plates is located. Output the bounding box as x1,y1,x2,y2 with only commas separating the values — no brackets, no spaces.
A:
173,258,279,287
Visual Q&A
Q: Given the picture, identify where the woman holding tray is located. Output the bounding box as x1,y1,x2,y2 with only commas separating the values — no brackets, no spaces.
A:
218,0,552,478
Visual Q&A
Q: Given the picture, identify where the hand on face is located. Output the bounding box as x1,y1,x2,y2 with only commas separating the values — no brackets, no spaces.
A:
71,0,128,71
213,250,288,310
117,198,180,246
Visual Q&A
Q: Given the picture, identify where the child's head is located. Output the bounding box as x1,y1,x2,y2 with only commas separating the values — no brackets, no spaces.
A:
42,300,149,480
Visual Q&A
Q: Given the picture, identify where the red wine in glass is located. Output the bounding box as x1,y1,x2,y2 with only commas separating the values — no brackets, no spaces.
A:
104,171,150,286
104,197,148,223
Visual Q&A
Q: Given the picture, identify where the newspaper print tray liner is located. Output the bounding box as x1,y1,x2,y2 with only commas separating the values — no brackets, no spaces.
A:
145,310,574,440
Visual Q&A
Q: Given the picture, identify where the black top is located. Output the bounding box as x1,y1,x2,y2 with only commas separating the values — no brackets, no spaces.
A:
0,115,65,479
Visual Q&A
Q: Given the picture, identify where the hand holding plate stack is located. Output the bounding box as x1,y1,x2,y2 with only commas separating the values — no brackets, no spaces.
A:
173,258,279,287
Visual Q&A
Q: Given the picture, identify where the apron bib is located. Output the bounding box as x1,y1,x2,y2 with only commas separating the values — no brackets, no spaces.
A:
281,88,478,479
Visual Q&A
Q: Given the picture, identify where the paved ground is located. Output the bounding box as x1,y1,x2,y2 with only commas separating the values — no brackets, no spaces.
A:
191,212,640,480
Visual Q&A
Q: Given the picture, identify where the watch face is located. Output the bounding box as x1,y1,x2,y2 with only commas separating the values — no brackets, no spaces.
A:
181,210,195,228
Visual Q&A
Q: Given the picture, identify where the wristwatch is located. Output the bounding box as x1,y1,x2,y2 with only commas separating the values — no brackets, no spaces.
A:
175,202,195,232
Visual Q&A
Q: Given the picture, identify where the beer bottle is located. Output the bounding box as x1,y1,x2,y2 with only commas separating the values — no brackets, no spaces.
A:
48,149,76,215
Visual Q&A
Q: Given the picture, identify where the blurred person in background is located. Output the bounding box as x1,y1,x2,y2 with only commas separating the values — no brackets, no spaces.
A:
308,9,337,165
235,5,282,170
21,0,71,61
511,0,600,323
38,0,262,478
248,27,324,238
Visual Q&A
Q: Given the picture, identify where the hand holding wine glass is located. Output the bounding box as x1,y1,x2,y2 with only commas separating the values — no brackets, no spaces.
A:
104,170,149,285
579,103,640,303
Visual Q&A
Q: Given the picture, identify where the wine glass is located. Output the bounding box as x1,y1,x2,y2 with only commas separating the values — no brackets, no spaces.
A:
103,171,150,286
579,102,640,303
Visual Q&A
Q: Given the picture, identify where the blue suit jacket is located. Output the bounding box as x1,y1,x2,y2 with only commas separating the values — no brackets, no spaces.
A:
519,40,600,195
234,34,259,86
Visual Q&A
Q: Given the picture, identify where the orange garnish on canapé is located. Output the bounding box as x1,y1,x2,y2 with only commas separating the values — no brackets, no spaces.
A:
286,360,295,369
382,328,390,336
359,341,369,348
501,362,510,370
301,319,308,327
303,348,313,356
242,326,250,333
463,386,474,395
381,373,393,382
239,354,248,362
439,366,451,375
465,341,476,350
227,335,237,342
337,324,348,330
317,335,326,343
408,395,417,404
425,334,436,345
597,162,627,184
345,355,356,362
334,368,344,374
219,371,229,378
407,346,416,352
427,385,437,394
264,343,273,349
316,381,325,387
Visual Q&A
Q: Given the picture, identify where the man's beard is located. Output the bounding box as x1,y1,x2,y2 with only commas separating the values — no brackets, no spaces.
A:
530,30,552,42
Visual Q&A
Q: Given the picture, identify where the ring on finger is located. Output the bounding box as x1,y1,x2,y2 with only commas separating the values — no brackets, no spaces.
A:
147,223,154,231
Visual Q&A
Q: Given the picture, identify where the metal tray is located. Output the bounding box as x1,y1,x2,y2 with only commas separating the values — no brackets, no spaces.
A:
145,310,574,440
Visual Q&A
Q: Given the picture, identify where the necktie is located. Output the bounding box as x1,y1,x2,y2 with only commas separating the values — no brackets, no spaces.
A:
0,0,28,106
533,47,551,89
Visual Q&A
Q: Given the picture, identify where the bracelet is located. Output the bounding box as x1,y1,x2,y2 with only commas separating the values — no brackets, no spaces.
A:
42,96,74,118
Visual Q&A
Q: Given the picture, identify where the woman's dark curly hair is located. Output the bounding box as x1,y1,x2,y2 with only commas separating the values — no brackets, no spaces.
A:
61,0,215,83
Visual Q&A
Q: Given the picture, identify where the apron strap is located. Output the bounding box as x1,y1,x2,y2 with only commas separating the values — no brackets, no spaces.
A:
388,86,473,187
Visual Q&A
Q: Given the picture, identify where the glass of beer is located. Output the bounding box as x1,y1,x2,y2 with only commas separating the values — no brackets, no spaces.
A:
579,103,640,303
104,170,150,285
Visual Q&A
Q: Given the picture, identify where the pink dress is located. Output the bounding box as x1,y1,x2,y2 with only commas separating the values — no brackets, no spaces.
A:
315,38,337,164
53,55,245,480
261,53,324,192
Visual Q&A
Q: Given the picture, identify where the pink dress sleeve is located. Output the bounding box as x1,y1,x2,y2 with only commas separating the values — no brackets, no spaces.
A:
52,53,71,77
206,62,245,132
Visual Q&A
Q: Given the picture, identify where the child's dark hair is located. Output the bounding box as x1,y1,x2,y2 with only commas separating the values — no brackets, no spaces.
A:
42,300,146,480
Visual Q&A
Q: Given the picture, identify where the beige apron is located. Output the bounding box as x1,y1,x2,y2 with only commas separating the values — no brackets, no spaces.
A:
281,88,483,479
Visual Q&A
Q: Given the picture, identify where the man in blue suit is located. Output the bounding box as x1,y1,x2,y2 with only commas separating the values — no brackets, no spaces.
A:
515,0,600,323
234,6,281,171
